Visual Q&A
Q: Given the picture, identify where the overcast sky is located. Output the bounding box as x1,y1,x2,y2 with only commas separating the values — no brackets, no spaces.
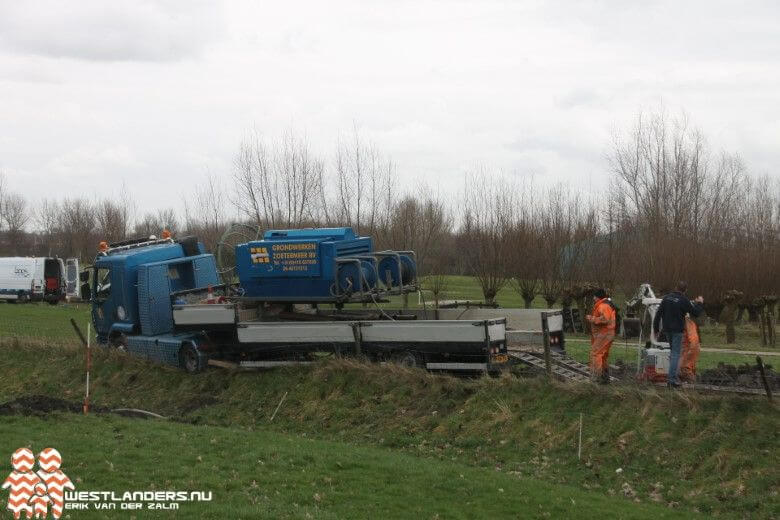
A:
1,0,778,216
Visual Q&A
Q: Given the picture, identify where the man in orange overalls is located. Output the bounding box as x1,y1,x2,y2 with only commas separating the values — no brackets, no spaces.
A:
679,315,701,382
586,288,616,384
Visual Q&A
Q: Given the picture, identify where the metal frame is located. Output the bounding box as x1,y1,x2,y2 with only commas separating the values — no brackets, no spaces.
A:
100,237,174,256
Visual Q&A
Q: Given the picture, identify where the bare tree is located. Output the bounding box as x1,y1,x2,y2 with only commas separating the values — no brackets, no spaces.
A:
460,172,516,305
332,127,394,235
609,108,779,301
379,191,451,272
156,208,180,236
0,114,774,310
2,193,29,254
95,200,129,243
59,198,96,261
32,198,61,256
508,181,543,308
134,208,180,238
422,273,449,308
183,174,229,252
0,172,6,233
233,130,326,229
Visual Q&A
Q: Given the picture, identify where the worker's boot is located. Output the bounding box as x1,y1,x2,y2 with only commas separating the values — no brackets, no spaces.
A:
599,368,610,385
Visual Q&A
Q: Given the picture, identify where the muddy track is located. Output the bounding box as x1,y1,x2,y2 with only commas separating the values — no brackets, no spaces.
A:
0,395,107,416
0,394,221,420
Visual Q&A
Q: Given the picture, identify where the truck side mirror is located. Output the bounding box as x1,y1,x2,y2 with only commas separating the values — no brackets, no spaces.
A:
80,270,90,282
81,283,91,301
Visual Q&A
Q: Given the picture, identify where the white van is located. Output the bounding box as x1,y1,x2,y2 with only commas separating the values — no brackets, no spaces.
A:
0,257,80,303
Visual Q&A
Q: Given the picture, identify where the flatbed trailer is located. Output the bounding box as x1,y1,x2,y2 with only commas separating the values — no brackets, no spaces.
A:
120,299,508,373
164,299,508,372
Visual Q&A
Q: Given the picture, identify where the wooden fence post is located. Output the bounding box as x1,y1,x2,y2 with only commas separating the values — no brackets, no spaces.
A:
542,312,552,380
756,356,773,403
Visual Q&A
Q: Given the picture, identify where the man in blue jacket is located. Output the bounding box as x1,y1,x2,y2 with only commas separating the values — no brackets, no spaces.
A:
653,281,704,388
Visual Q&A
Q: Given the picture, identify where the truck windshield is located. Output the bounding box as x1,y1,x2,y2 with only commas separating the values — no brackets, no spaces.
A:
96,267,111,298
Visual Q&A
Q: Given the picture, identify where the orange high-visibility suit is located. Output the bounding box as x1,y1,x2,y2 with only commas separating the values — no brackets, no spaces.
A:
587,298,616,380
680,316,700,382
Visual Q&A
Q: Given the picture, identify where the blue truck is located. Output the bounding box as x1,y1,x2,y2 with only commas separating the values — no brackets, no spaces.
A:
83,228,509,373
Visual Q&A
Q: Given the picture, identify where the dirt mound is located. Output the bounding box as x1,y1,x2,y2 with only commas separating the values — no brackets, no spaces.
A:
699,362,780,389
0,395,107,416
179,395,220,415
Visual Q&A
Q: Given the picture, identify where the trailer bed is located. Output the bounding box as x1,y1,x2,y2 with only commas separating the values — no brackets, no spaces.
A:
236,319,505,345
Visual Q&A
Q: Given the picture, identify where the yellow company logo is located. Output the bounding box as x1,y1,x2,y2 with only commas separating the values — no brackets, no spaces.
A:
250,247,270,264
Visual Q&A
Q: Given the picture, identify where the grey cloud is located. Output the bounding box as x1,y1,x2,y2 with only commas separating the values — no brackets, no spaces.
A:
506,134,594,159
542,1,780,62
0,1,224,62
0,1,777,215
556,88,604,109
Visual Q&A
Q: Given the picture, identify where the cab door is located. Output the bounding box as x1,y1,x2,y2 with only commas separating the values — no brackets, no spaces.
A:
65,258,80,299
91,264,115,341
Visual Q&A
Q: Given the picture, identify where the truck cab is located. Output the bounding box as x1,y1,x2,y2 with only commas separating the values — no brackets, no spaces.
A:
86,235,215,345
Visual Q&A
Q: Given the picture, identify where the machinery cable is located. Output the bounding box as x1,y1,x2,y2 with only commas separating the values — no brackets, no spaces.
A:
361,269,394,321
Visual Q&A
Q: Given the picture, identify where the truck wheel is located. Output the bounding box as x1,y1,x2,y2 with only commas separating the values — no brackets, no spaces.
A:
180,344,204,374
109,333,128,352
393,350,422,368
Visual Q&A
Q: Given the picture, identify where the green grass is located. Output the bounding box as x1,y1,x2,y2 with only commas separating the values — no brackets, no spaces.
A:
420,275,541,308
337,275,544,311
0,301,92,343
696,322,776,352
0,414,687,519
1,341,778,518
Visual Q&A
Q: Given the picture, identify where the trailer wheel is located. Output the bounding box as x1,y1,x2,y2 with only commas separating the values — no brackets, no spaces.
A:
180,344,204,374
393,350,422,368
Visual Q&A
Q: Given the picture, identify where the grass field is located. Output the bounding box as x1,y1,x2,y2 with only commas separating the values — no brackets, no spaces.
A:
0,340,778,518
0,414,689,519
0,301,92,342
1,278,777,517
